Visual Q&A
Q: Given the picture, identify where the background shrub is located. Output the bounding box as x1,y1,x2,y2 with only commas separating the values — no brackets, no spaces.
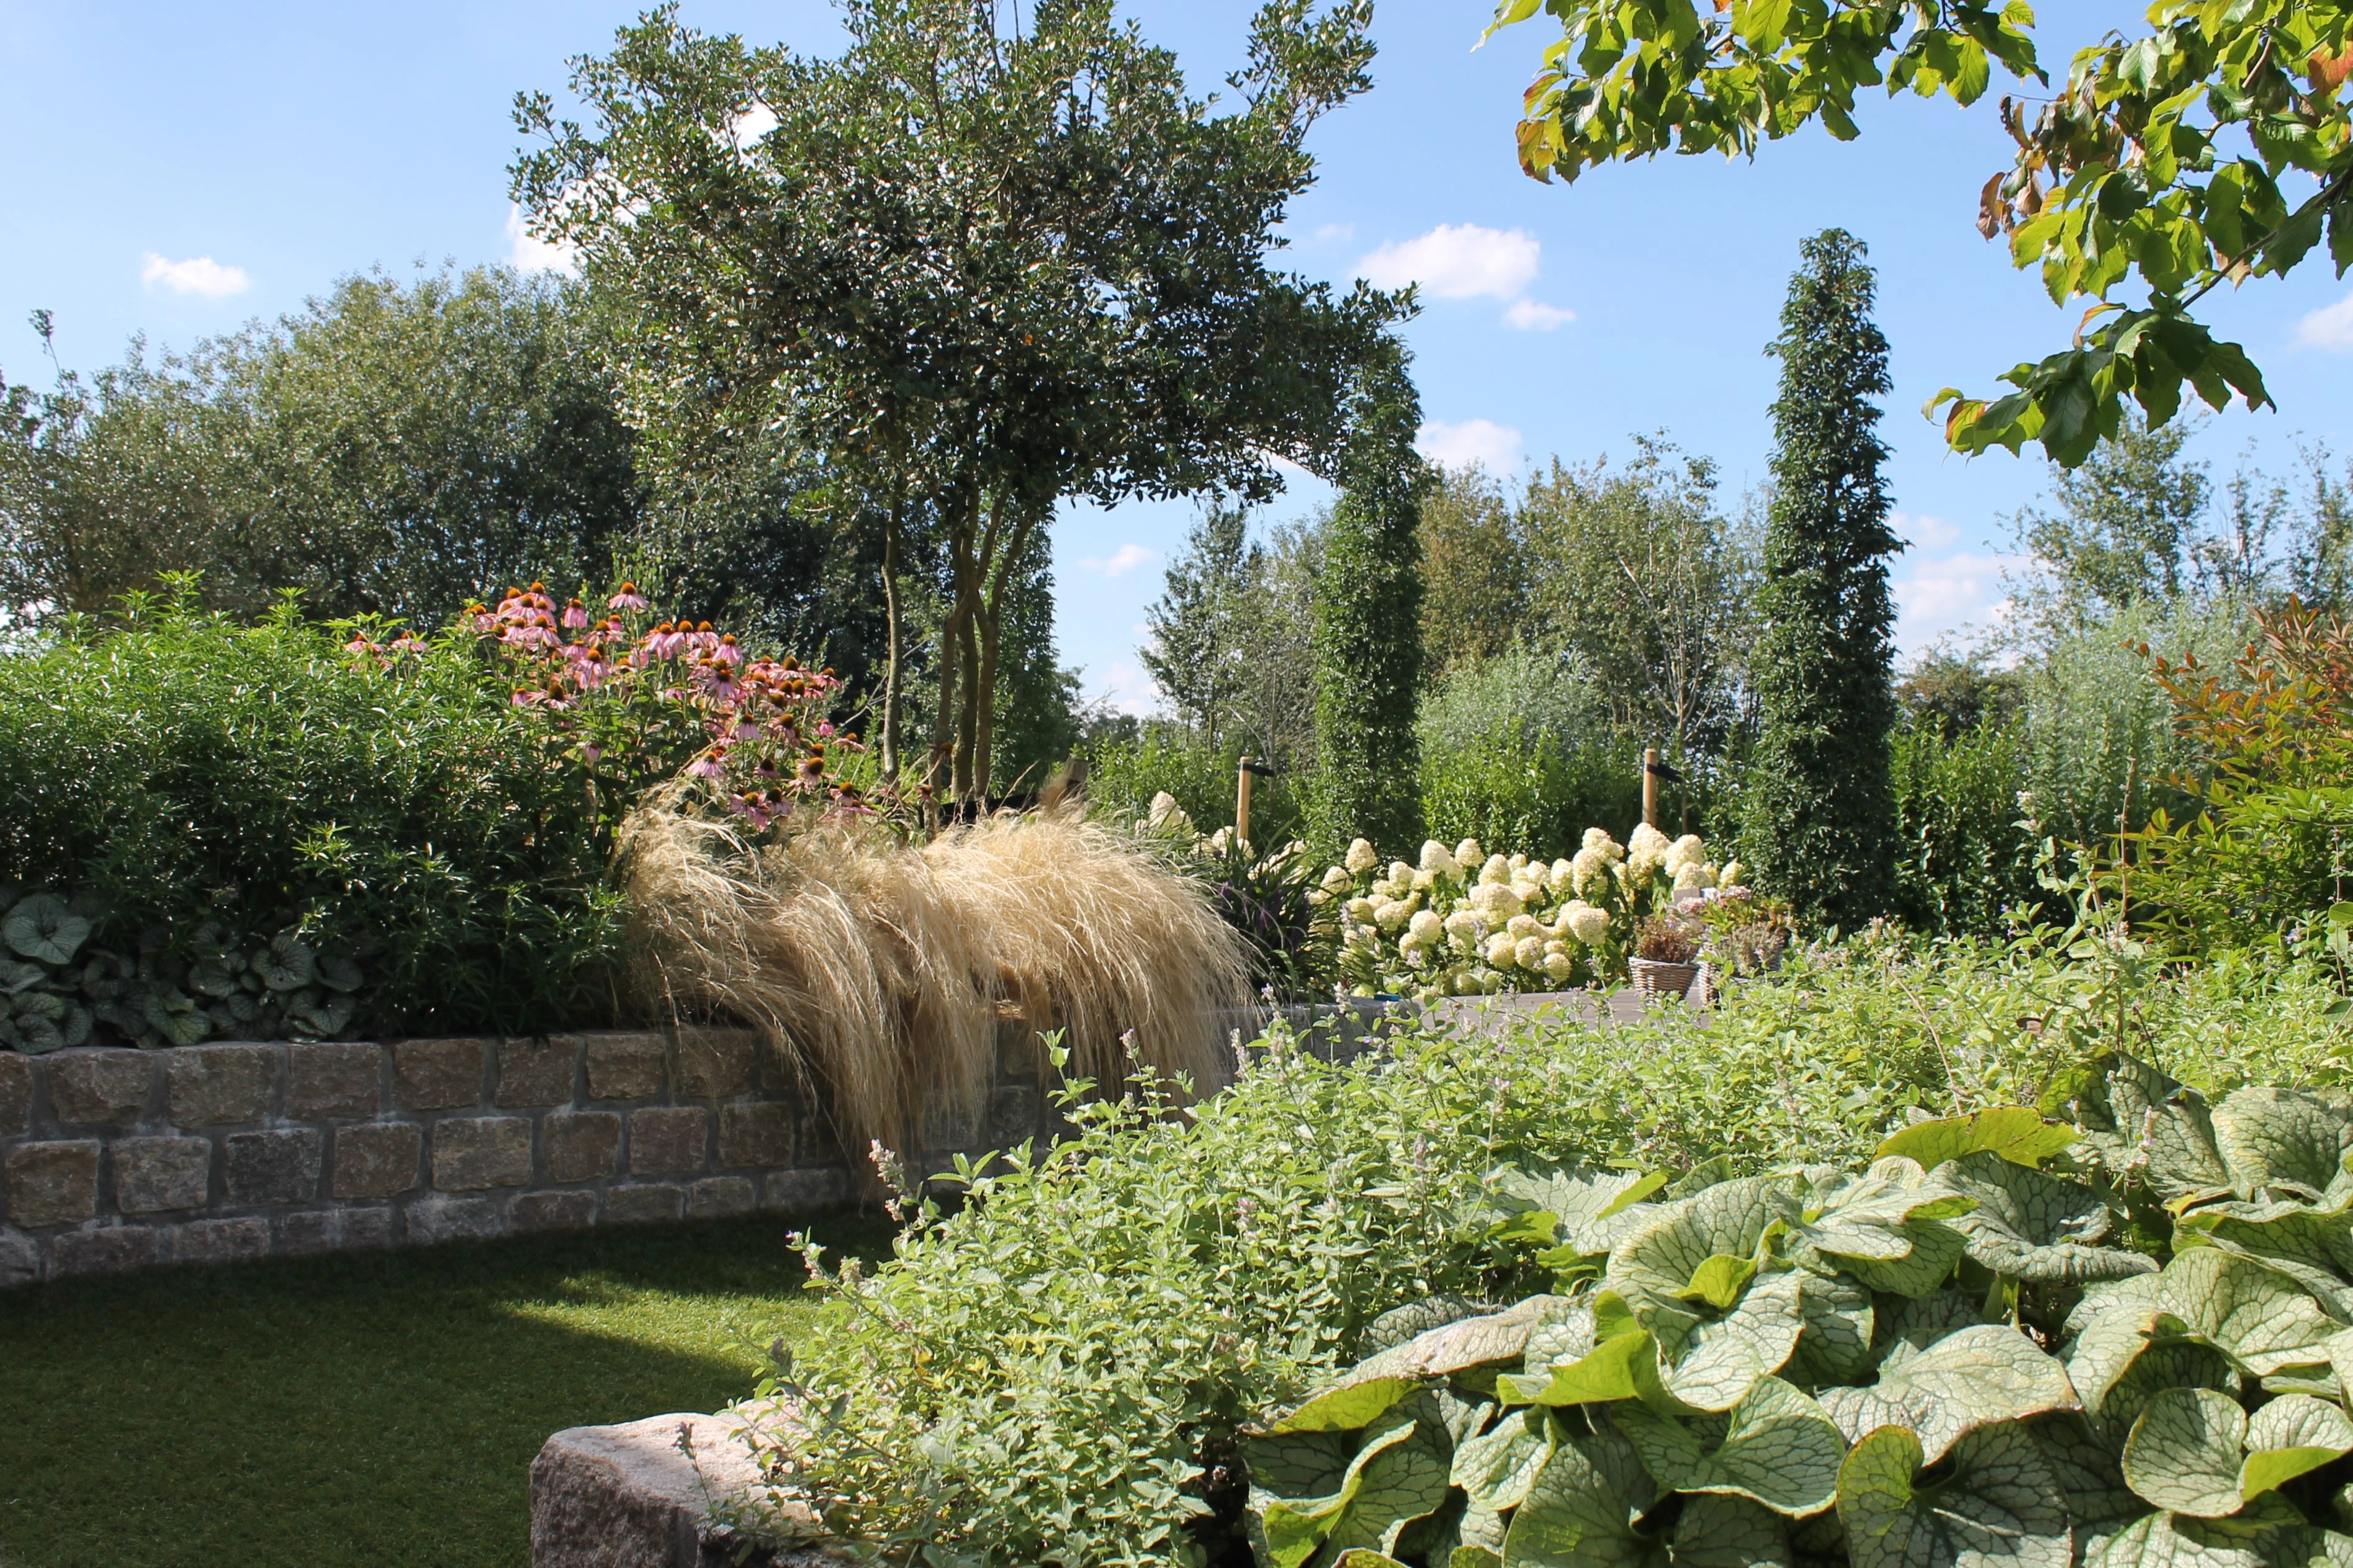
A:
0,599,628,1036
1889,718,2038,934
1416,644,1639,858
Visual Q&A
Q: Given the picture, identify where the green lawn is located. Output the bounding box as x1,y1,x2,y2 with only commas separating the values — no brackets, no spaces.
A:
0,1212,894,1568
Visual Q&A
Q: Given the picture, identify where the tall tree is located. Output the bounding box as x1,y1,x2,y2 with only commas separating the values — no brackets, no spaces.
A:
1743,230,1901,928
516,0,1405,800
1418,464,1527,674
2012,415,2211,624
1142,505,1262,747
1311,343,1433,854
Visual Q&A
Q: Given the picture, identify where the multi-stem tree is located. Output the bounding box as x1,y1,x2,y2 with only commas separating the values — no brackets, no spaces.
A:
515,0,1406,800
1744,230,1901,928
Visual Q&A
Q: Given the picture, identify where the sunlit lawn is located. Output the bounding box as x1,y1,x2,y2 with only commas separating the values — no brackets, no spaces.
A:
0,1212,892,1568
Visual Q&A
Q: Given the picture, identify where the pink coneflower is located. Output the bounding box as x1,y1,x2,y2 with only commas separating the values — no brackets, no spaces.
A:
389,630,428,655
579,740,604,764
794,750,827,791
817,721,834,739
510,686,539,707
608,582,649,611
563,599,589,629
713,633,742,666
688,748,729,780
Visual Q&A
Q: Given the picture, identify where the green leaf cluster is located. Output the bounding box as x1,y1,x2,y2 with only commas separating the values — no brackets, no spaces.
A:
1243,1065,2353,1567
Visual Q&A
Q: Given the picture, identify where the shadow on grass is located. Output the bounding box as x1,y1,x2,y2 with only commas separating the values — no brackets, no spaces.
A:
0,1211,896,1568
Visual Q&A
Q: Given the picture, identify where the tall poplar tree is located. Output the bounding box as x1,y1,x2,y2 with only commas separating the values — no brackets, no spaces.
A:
1745,230,1901,927
1311,343,1432,855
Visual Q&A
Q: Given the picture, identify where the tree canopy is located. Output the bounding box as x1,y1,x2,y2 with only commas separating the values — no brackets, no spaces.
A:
516,0,1409,798
1487,0,2353,466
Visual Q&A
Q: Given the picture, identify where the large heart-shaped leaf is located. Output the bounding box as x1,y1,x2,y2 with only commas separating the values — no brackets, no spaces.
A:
2211,1087,2353,1205
1450,1407,1555,1513
2057,1052,2231,1203
1875,1106,2079,1172
1500,1166,1670,1258
2239,1393,2353,1502
1932,1152,2157,1284
1665,1270,1812,1412
2083,1494,2353,1567
2024,1413,2145,1536
258,933,317,993
1872,1291,1994,1377
1501,1418,1659,1566
2157,1248,2341,1377
1364,1296,1491,1357
1279,1296,1569,1432
1835,1422,2070,1568
1605,1176,1799,1350
1816,1324,2081,1465
1321,1399,1455,1560
1670,1494,1793,1568
2120,1386,2247,1516
2,895,89,966
2174,1204,2353,1322
1253,1407,1422,1568
1613,1376,1846,1518
1784,1268,1876,1387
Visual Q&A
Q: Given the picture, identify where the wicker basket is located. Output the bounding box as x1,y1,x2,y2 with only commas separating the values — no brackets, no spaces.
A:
1629,956,1701,1001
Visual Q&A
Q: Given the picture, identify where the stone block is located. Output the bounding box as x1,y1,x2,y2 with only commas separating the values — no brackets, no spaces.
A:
344,1206,395,1250
407,1194,510,1244
50,1226,158,1278
689,1176,757,1218
996,1019,1043,1080
796,1113,847,1171
495,1037,575,1107
333,1122,423,1199
580,1033,667,1101
112,1136,213,1214
0,1229,36,1286
991,1083,1042,1144
762,1168,850,1212
514,1190,598,1233
530,1411,844,1568
544,1111,621,1183
755,1034,804,1095
0,1053,30,1137
391,1037,488,1111
673,1027,756,1099
629,1107,708,1176
171,1216,271,1266
164,1043,277,1126
45,1049,154,1127
223,1129,322,1206
6,1140,99,1226
716,1102,794,1168
603,1184,684,1225
431,1116,533,1191
287,1041,380,1119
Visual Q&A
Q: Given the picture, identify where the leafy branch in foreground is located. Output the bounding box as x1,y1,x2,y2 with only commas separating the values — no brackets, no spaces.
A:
1487,0,2353,466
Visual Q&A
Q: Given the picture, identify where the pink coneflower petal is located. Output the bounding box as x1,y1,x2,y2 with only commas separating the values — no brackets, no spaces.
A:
608,583,649,611
562,599,589,629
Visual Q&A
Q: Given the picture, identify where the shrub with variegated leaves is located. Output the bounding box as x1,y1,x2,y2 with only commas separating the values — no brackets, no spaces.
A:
1236,1053,2353,1568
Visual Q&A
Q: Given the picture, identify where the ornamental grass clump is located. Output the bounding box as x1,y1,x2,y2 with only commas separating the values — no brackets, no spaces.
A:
614,800,1248,1153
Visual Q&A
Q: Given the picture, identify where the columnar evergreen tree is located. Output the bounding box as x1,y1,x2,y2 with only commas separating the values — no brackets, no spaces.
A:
1745,230,1901,927
1311,344,1433,854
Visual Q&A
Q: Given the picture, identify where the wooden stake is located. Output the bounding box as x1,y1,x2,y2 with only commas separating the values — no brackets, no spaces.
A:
1642,747,1660,830
1236,755,1254,851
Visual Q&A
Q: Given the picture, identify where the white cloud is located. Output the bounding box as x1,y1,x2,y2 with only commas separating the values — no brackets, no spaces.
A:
729,102,779,150
1082,543,1158,578
1313,222,1356,244
1356,223,1539,300
1415,418,1523,472
139,253,249,298
1503,298,1576,331
2298,293,2353,352
505,204,580,276
1893,511,1961,550
1094,660,1162,718
1893,550,2020,655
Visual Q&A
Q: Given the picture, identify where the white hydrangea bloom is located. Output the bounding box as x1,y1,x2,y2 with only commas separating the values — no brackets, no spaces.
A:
1673,862,1715,891
1665,833,1706,873
1469,882,1525,920
1550,857,1577,886
1344,897,1378,925
1566,903,1611,946
1375,895,1416,933
1411,867,1437,892
1506,913,1542,939
1408,909,1444,943
1626,849,1663,885
1205,827,1235,855
1720,859,1745,889
1512,935,1545,970
1419,840,1460,877
1542,951,1577,982
1485,932,1520,967
1444,910,1484,953
1581,828,1624,862
1569,846,1610,895
1388,861,1415,888
1321,865,1354,893
1345,838,1379,874
1147,792,1194,833
1629,822,1670,858
1478,853,1510,885
1508,852,1529,872
1455,838,1483,867
1543,938,1567,957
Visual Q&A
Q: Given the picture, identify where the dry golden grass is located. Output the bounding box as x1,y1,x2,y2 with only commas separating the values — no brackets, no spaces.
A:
614,797,1249,1154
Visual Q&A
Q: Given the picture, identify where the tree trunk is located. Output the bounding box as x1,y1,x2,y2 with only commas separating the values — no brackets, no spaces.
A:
879,478,905,781
971,510,1040,803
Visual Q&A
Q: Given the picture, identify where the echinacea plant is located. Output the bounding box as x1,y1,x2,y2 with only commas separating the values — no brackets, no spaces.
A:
1238,1054,2353,1567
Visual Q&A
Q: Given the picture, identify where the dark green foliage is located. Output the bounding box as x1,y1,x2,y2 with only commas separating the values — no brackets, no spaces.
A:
1311,348,1433,856
1890,719,2038,935
1143,504,1262,747
1085,725,1309,852
0,603,629,1036
1743,231,1901,928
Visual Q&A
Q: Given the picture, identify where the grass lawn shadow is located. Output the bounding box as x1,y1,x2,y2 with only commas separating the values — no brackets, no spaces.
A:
0,1211,894,1568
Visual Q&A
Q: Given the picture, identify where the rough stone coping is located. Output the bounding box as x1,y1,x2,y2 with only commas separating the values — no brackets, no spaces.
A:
531,1408,854,1568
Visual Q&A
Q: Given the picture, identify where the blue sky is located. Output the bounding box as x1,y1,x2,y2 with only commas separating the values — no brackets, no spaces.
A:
10,2,2353,715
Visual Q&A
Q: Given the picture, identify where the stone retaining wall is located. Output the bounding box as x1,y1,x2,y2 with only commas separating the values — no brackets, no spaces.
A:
0,1024,1056,1288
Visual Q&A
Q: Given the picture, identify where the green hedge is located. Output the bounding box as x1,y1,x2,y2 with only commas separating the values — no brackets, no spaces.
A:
0,602,625,1038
